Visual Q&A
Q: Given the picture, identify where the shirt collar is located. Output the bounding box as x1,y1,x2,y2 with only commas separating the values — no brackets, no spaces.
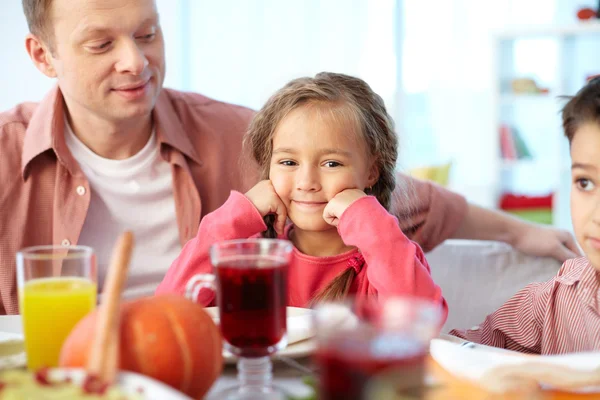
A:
557,257,600,313
153,89,202,166
21,86,203,179
578,260,600,313
21,85,80,178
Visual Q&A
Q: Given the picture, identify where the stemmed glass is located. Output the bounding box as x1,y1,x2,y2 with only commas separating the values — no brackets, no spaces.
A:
186,239,293,400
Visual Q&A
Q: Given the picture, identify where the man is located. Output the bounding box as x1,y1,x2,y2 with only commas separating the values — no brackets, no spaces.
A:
0,0,579,314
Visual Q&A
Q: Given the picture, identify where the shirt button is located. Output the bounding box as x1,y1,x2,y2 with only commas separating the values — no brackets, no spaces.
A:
470,326,480,331
129,181,140,192
61,239,71,247
76,186,86,196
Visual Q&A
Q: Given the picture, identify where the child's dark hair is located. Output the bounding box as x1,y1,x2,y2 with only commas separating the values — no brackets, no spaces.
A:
244,72,398,304
562,77,600,144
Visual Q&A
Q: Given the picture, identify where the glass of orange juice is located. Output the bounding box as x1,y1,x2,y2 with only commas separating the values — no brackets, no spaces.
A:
17,245,97,370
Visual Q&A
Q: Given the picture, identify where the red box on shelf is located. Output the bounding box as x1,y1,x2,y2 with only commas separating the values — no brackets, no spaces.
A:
499,193,553,210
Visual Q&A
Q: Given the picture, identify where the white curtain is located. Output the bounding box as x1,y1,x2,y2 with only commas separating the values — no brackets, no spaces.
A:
160,0,591,217
183,0,397,113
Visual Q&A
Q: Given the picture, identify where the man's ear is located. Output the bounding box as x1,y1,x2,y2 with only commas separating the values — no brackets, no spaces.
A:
25,33,57,78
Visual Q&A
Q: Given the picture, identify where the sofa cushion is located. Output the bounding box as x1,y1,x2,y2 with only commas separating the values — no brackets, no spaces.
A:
426,239,562,333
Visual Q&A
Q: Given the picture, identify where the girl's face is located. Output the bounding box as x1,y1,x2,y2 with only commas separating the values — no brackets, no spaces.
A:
570,122,600,270
269,104,378,233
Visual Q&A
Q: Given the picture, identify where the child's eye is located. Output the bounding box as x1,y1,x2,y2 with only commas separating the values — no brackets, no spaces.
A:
279,160,297,167
575,178,596,191
323,161,342,168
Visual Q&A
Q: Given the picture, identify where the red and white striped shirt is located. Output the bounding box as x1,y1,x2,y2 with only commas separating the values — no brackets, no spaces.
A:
450,257,600,355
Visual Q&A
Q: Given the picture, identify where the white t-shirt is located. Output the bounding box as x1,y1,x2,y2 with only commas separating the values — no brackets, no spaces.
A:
64,121,182,299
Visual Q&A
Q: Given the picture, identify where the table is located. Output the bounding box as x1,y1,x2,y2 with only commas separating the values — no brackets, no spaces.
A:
208,357,596,400
0,316,595,399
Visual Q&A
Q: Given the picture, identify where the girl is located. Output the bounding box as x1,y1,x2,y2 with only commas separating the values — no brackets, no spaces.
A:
157,72,447,318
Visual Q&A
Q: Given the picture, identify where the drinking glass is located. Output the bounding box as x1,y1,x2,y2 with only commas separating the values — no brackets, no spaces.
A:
17,245,97,370
313,296,442,400
186,239,293,400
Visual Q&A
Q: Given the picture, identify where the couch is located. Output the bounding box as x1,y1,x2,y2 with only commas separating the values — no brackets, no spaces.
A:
425,239,563,333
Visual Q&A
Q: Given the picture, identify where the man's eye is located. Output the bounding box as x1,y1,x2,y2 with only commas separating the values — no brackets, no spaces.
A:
97,41,111,49
138,34,155,41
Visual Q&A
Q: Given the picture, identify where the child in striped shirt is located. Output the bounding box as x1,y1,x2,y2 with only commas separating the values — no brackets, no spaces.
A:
450,78,600,355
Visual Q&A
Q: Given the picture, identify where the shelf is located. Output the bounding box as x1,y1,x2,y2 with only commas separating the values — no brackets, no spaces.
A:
500,93,558,104
500,159,566,170
494,21,600,39
500,159,536,168
491,20,595,231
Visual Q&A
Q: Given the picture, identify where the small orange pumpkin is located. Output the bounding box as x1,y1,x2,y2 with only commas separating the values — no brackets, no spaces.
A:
59,295,222,399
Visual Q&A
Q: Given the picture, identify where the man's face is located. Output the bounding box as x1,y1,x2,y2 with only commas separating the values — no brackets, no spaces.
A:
45,0,165,123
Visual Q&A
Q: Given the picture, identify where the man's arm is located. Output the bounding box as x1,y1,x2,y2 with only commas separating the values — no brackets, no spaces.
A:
391,174,580,262
389,174,468,252
452,203,580,262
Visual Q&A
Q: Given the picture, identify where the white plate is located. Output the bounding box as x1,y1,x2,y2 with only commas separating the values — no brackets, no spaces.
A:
0,331,26,370
430,338,600,393
49,368,193,399
204,307,316,363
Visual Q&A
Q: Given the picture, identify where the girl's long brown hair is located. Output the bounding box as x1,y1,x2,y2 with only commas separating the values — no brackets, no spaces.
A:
244,72,398,304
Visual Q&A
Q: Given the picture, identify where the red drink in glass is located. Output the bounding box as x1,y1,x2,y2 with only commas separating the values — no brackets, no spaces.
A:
313,298,440,400
217,257,288,357
315,336,426,400
185,239,294,399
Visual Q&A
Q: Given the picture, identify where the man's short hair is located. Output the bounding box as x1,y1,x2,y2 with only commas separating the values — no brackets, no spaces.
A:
22,0,54,45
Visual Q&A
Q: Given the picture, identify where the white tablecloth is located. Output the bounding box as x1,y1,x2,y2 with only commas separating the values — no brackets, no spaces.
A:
0,316,21,335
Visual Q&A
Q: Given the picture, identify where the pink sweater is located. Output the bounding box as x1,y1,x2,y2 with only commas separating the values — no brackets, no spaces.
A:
157,192,447,322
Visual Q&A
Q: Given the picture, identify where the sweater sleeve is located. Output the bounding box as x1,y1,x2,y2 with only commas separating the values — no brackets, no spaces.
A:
156,191,267,303
338,196,448,323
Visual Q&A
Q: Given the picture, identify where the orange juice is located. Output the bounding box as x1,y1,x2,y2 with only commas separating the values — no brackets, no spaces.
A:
20,277,97,370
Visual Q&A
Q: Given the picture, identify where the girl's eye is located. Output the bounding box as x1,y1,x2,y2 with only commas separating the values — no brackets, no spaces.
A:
575,178,595,191
280,160,297,166
323,161,341,168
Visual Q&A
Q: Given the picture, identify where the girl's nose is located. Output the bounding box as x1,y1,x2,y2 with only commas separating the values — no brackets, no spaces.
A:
295,166,321,192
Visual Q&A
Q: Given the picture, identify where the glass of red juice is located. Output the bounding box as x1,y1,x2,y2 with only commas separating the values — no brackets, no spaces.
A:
185,239,293,400
313,297,442,400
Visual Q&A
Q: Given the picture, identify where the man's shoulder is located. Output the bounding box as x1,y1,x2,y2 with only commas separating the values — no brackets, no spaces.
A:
0,102,38,166
0,102,38,202
161,88,256,129
0,101,38,134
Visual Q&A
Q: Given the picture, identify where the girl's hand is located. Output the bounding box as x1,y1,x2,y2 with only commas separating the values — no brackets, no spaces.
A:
323,189,367,227
245,180,288,235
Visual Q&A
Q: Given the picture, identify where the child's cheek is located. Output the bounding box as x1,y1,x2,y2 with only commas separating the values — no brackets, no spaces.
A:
269,174,293,206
